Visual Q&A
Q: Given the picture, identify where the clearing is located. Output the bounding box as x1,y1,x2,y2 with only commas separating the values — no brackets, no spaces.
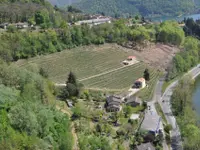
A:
15,43,176,92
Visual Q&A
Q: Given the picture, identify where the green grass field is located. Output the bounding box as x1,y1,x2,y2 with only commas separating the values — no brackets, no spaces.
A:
15,45,159,97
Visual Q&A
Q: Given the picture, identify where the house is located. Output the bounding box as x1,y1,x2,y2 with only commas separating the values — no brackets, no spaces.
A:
126,96,142,107
75,17,111,26
134,142,155,150
134,78,146,89
122,56,138,65
140,102,162,135
0,23,9,29
16,22,28,29
105,95,123,112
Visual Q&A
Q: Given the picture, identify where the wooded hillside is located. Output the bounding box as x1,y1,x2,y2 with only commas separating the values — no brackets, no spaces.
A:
72,0,198,17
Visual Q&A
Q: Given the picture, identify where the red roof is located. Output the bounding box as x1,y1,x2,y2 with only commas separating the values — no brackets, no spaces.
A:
128,56,136,59
136,78,145,82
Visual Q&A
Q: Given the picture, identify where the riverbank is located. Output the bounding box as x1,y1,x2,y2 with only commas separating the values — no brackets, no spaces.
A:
192,76,200,116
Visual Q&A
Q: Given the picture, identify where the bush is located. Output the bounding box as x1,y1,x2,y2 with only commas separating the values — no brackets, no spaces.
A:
164,124,172,134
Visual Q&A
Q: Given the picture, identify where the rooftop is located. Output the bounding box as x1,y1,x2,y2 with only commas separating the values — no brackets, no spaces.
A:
107,95,123,103
135,78,145,83
77,18,111,24
126,96,142,104
128,56,136,59
130,114,140,120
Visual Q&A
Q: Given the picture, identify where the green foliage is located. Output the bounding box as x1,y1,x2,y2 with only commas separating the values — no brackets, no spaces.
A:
0,85,19,108
67,71,77,85
74,0,197,17
171,76,200,149
157,21,185,46
169,36,200,80
0,62,73,150
143,69,150,81
79,134,112,150
35,9,51,28
7,25,17,33
164,124,172,134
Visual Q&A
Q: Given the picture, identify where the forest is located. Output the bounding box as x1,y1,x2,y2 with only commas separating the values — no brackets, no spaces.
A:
0,0,85,25
0,61,73,149
0,19,185,62
73,0,199,17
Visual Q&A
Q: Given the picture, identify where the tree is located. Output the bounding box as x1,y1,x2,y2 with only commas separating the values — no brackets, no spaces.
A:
164,124,172,133
39,68,48,78
66,71,77,86
66,83,79,97
143,69,150,81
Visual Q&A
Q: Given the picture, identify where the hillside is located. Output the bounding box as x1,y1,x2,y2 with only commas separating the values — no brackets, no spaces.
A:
72,0,198,17
47,0,80,6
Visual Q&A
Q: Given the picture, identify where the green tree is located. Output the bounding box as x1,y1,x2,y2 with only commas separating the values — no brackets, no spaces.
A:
35,9,51,28
143,68,150,81
67,71,77,86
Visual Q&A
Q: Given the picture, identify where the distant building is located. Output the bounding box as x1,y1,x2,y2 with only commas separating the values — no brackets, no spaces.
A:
126,96,142,107
122,56,138,65
15,22,28,29
105,95,123,112
134,78,146,89
134,142,155,150
75,17,111,26
0,23,9,29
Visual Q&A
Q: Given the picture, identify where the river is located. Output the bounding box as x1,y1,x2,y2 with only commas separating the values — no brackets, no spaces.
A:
192,76,200,116
151,13,200,22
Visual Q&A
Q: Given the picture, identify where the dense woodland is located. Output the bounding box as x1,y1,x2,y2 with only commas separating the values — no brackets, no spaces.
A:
0,19,185,62
0,0,86,25
73,0,199,17
0,61,73,149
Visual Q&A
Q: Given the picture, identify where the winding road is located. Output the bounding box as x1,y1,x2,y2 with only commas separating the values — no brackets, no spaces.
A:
158,64,200,150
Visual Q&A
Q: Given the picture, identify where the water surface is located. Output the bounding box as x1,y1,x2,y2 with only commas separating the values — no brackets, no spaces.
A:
151,13,200,22
192,76,200,116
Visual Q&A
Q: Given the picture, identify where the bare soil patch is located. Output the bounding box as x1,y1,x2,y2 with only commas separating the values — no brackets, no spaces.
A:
118,43,180,71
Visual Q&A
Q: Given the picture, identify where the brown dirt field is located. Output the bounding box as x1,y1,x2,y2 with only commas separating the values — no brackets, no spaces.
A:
117,43,180,71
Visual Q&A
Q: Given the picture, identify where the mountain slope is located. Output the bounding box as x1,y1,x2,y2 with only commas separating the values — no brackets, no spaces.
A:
47,0,80,6
72,0,197,17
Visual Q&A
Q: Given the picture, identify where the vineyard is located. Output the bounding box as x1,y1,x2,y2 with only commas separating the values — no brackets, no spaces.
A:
15,44,134,83
15,44,160,99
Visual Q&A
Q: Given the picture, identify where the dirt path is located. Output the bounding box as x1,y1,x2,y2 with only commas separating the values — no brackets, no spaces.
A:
56,106,79,150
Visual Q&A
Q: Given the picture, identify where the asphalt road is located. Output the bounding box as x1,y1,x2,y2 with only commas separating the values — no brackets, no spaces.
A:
159,65,200,150
152,80,169,150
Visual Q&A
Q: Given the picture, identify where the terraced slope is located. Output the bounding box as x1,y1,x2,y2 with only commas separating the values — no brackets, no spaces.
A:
15,44,159,94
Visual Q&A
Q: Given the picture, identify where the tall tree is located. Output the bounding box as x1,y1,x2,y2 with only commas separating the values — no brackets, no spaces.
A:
143,69,150,81
66,71,77,86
